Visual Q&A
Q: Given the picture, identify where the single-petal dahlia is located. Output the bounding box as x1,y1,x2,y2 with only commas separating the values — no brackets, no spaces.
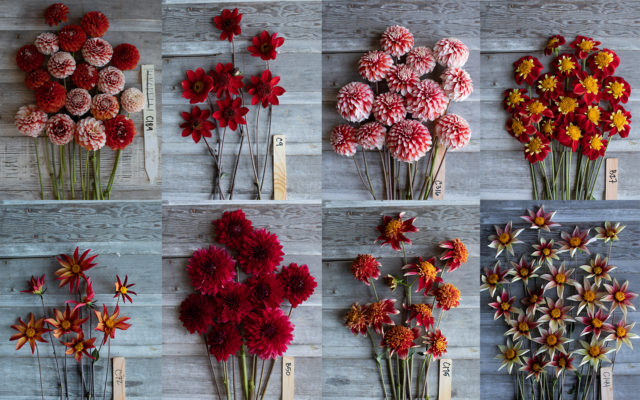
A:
364,299,399,334
76,117,106,150
213,209,253,250
277,263,317,308
441,67,473,102
386,119,432,162
82,37,113,67
433,38,469,68
488,221,524,257
213,97,249,131
356,122,386,150
81,11,109,37
180,105,216,144
536,74,564,100
35,32,59,55
380,25,414,57
521,205,560,232
121,88,145,113
497,338,529,374
581,132,607,161
521,355,549,381
540,262,577,299
55,247,98,293
480,261,509,297
488,289,517,321
575,337,613,368
594,221,625,243
238,228,284,275
248,30,285,61
435,114,471,150
531,237,559,266
246,273,284,309
520,99,553,125
521,287,545,315
98,66,125,95
556,121,583,152
506,311,539,341
111,43,140,70
402,256,442,294
336,82,374,123
25,68,51,91
572,71,601,104
513,56,543,86
539,297,576,332
46,113,75,146
603,279,638,318
351,254,381,285
345,303,368,335
372,92,406,126
186,245,236,296
66,88,92,116
35,81,66,113
604,319,638,351
10,313,50,353
63,333,96,362
406,46,436,76
405,79,448,122
15,105,47,137
382,325,419,359
386,64,419,95
45,305,87,338
114,275,137,304
45,3,69,27
72,63,99,90
358,50,394,82
330,124,357,156
439,238,469,271
436,283,461,311
47,51,76,79
209,62,244,99
569,35,600,60
524,133,551,164
247,70,286,108
554,53,580,79
578,309,613,338
179,293,215,334
567,277,606,315
503,88,530,113
406,303,434,328
376,212,418,251
66,279,96,312
558,226,596,257
90,94,119,121
215,282,252,324
580,254,616,287
424,329,448,359
550,352,576,377
602,76,631,104
213,8,243,42
245,308,294,359
207,322,243,362
606,105,632,138
16,44,44,72
105,114,137,150
588,49,619,78
544,35,565,56
21,274,46,296
59,25,87,53
94,305,131,344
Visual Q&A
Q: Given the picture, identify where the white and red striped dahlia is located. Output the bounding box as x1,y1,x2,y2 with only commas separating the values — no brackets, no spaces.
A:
356,122,386,150
372,92,406,126
386,64,419,95
46,113,75,145
386,120,432,162
82,37,113,67
358,50,394,82
76,117,106,150
406,79,449,122
441,67,473,102
435,114,471,150
406,46,436,76
331,124,358,156
65,88,91,116
380,25,414,57
121,87,145,113
336,82,374,123
15,105,48,137
97,66,125,95
35,32,59,55
47,51,76,79
433,38,469,68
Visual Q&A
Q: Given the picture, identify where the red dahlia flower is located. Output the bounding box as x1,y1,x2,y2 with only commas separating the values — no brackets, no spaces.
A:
377,212,418,251
358,50,394,82
405,79,448,122
111,43,140,71
372,92,406,126
351,254,381,285
81,11,109,37
524,133,550,163
503,89,529,113
180,106,216,144
382,325,419,359
10,313,50,353
248,30,285,61
213,8,243,42
406,46,436,76
380,25,414,57
386,119,432,162
21,274,46,296
345,303,368,335
555,95,579,124
114,275,137,304
59,25,87,53
406,303,434,328
66,279,96,312
213,97,249,131
403,256,442,294
213,209,253,250
90,94,119,121
278,263,317,308
364,299,399,334
575,104,604,134
439,238,469,271
557,122,584,152
606,105,632,138
572,71,601,104
105,115,137,150
215,282,252,324
247,273,284,309
522,355,549,381
94,305,131,344
488,289,517,321
570,35,600,59
207,322,242,362
25,68,51,91
554,53,580,78
179,293,215,334
356,122,386,150
63,333,96,362
424,329,448,359
544,35,565,56
55,247,97,293
330,124,357,156
433,38,469,68
247,70,286,108
336,81,374,123
209,62,244,98
602,76,631,104
45,3,69,26
603,279,637,318
46,113,75,146
35,81,66,113
245,308,294,359
72,63,99,90
186,246,236,296
386,64,419,96
238,228,284,275
581,132,607,160
16,45,44,72
513,56,543,85
82,38,113,67
519,99,553,125
588,49,619,78
436,114,471,150
46,305,87,338
536,74,564,100
436,283,461,310
181,68,213,104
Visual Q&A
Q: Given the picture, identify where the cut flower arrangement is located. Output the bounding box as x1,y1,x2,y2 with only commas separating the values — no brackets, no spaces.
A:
330,26,474,199
178,209,317,399
9,248,134,400
14,3,145,200
344,212,469,399
504,35,632,199
482,206,637,399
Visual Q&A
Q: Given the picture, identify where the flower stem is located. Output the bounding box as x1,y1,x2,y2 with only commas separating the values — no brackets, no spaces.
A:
58,145,66,199
387,350,397,400
379,149,389,199
258,359,276,400
69,143,75,200
104,149,122,199
362,150,377,200
353,156,375,199
239,346,250,399
33,138,45,199
259,105,273,194
103,338,110,399
41,298,63,398
367,329,389,400
202,335,223,399
223,360,232,400
370,278,380,301
35,343,45,400
229,132,245,200
43,138,59,199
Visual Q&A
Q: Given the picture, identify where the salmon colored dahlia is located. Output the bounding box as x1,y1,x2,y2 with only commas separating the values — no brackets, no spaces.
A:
238,228,284,275
336,82,374,123
386,64,419,96
45,305,87,338
277,262,317,308
386,119,432,162
247,69,286,107
46,113,75,146
65,88,92,116
36,81,66,113
16,44,44,72
58,25,86,53
179,293,214,334
48,51,76,79
358,50,394,82
121,88,145,113
10,313,50,353
76,117,106,150
214,282,252,324
72,63,99,90
245,308,294,359
441,67,473,102
111,43,140,70
114,275,137,304
345,303,368,335
63,333,96,362
405,79,448,122
209,62,244,98
436,283,461,310
435,114,471,150
213,97,249,131
35,32,59,55
433,38,469,68
15,105,47,137
365,299,399,334
351,254,381,285
439,238,469,271
90,94,119,121
372,92,406,126
25,68,51,91
207,322,242,362
213,8,243,42
55,247,98,293
376,212,418,251
180,106,215,144
246,273,284,309
331,124,358,156
380,25,414,57
98,66,125,95
94,305,131,344
424,329,448,359
356,122,386,150
382,325,419,359
105,114,137,150
248,30,285,61
213,209,253,250
186,245,236,296
81,11,109,37
403,256,442,294
406,46,436,76
82,37,113,67
45,3,69,27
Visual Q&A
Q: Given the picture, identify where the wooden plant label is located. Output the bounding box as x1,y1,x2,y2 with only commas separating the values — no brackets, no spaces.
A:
605,158,618,200
433,145,446,200
282,356,294,400
142,64,159,183
600,366,614,400
113,357,126,400
273,135,287,200
438,358,452,400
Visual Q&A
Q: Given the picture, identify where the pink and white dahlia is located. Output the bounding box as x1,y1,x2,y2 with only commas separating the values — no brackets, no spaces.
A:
386,64,419,95
97,66,125,95
406,47,436,76
331,124,357,156
46,113,75,145
82,38,113,67
435,114,471,150
90,94,119,121
47,51,76,79
373,92,406,126
441,67,473,102
120,88,145,113
380,25,414,57
358,50,393,82
406,79,449,122
34,32,59,55
76,117,106,150
386,120,432,162
356,122,386,150
433,38,469,68
65,88,91,116
336,82,374,123
15,105,47,137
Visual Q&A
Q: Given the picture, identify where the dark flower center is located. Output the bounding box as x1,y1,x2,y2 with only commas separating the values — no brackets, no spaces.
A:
191,118,203,130
254,283,271,300
260,43,272,53
223,295,239,310
193,81,204,93
208,262,217,273
214,73,230,87
230,223,244,235
113,122,127,140
261,323,277,339
209,331,226,346
289,276,305,292
251,245,268,261
256,82,272,98
224,108,236,118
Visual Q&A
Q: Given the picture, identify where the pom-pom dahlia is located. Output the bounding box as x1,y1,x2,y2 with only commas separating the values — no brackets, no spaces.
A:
358,50,394,82
45,3,69,27
25,68,50,91
98,66,125,95
373,92,406,126
386,120,432,162
72,63,99,90
111,43,140,71
330,124,357,156
179,293,214,334
120,88,145,113
186,246,236,296
90,94,119,121
14,105,47,137
356,122,386,150
213,209,253,251
46,113,75,146
66,88,92,116
336,82,374,123
386,64,419,95
82,38,113,67
81,11,109,37
76,117,106,150
436,282,461,310
345,303,368,336
351,254,381,285
405,79,448,122
246,273,284,309
406,46,436,75
382,325,419,359
441,67,473,102
278,263,317,308
244,308,294,360
380,25,414,57
365,299,399,334
435,114,472,150
16,45,44,72
35,32,59,55
433,38,469,68
58,25,86,53
35,81,66,113
215,282,252,324
47,51,76,79
105,115,137,150
238,229,284,276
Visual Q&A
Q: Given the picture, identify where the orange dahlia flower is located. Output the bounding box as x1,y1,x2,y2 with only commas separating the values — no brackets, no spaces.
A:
55,247,98,293
94,305,132,344
10,313,50,353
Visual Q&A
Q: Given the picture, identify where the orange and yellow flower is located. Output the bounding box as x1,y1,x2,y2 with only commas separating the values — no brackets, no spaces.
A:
424,329,448,359
63,333,96,362
10,313,50,353
403,256,442,295
435,283,461,311
344,303,368,336
45,304,87,338
439,238,468,272
55,247,98,293
94,304,132,344
376,212,418,251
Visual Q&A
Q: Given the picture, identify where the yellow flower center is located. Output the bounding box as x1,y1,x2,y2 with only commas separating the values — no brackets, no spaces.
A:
567,125,582,141
551,308,562,319
385,219,403,238
592,318,603,328
582,76,599,94
520,267,530,277
609,81,624,98
533,363,542,372
546,335,558,346
540,75,557,91
517,59,535,76
588,346,601,357
105,319,115,329
542,121,554,135
528,137,543,153
505,348,516,360
487,273,499,285
569,237,582,247
500,302,511,311
542,248,551,256
612,112,628,130
498,233,511,244
529,101,546,115
587,107,601,124
584,290,596,302
559,57,576,72
595,51,613,69
617,326,627,338
61,320,71,330
558,358,567,367
71,263,81,274
547,38,559,48
512,119,526,136
26,328,36,338
530,294,538,303
508,91,524,106
555,273,566,284
606,229,616,237
534,216,546,226
414,303,432,317
590,135,603,151
559,97,578,114
434,337,447,352
192,81,204,94
120,286,128,294
579,40,595,51
594,266,603,275
518,322,530,332
418,261,437,280
615,291,626,302
75,342,84,352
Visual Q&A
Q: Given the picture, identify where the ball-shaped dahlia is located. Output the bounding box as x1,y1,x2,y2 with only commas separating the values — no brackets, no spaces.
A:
351,254,381,284
97,66,125,95
277,263,317,308
81,11,109,37
435,114,471,150
435,283,460,310
433,38,469,68
65,88,92,116
406,79,449,122
356,122,386,150
207,322,242,362
358,50,394,82
105,114,137,150
373,92,406,126
16,45,44,72
58,25,87,52
47,51,76,79
72,63,99,90
14,105,47,137
45,3,69,27
238,229,284,276
34,32,59,55
76,117,106,150
336,82,374,123
111,43,140,71
441,67,473,102
25,68,50,91
386,120,432,162
386,64,419,96
46,113,75,145
82,37,113,67
246,273,284,310
331,124,357,156
120,88,145,113
406,46,436,76
380,25,414,57
382,325,419,359
186,246,236,296
244,308,294,360
35,81,66,113
90,94,119,120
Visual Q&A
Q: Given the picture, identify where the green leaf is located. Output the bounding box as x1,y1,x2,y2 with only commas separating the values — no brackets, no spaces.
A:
91,349,100,362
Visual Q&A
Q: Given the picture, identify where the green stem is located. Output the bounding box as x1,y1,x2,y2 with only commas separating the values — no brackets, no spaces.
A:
91,152,100,200
33,138,44,199
43,139,59,199
58,146,66,199
387,351,397,400
69,143,75,200
529,163,539,200
105,149,122,199
239,346,250,399
368,329,389,400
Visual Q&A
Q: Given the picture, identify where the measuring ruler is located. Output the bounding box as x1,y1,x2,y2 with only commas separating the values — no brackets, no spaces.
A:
142,64,159,183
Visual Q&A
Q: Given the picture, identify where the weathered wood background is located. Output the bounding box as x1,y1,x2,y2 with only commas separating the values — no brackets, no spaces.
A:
162,1,322,200
322,201,480,399
162,201,322,399
480,200,640,398
322,1,481,200
0,200,162,399
480,1,640,199
0,0,163,199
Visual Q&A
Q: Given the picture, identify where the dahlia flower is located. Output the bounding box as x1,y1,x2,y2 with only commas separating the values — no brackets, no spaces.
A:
550,352,576,377
364,299,399,334
90,94,119,121
15,105,47,137
603,279,637,318
406,46,436,75
59,25,86,52
403,256,442,294
506,311,539,341
382,325,419,359
351,254,381,285
76,117,106,150
580,254,616,287
556,122,583,152
435,114,471,150
406,303,434,328
488,221,523,257
539,298,575,332
532,238,562,267
435,283,461,310
209,62,244,99
247,69,285,107
513,56,543,85
98,66,125,95
424,329,448,359
372,92,406,126
72,63,99,90
66,279,96,312
186,246,236,296
581,132,607,161
114,275,137,304
248,30,284,61
602,76,631,104
558,226,595,257
82,37,113,67
238,228,284,275
105,114,137,150
207,322,242,362
536,73,564,100
567,277,606,315
25,68,51,90
63,333,96,362
94,305,131,344
45,305,87,338
496,338,528,374
121,88,145,113
604,320,638,351
46,113,75,145
386,119,432,162
358,50,393,82
213,8,243,42
386,64,419,95
336,82,374,123
606,105,632,138
405,79,448,122
544,35,565,56
111,43,140,70
45,3,69,27
520,206,560,231
345,303,368,336
10,313,50,353
480,261,509,297
440,67,473,102
81,11,109,37
433,38,469,68
278,262,317,308
573,71,601,104
245,308,294,359
508,256,541,285
376,212,418,251
575,337,612,368
540,262,576,299
588,49,619,78
179,293,214,334
355,122,386,150
380,25,414,57
554,53,580,78
55,247,97,293
215,281,252,324
594,221,625,242
213,97,249,131
569,35,600,59
521,355,548,381
503,88,529,113
246,273,284,309
48,51,76,79
533,328,572,358
213,209,253,250
489,289,517,321
524,133,550,164
16,44,44,72
65,88,92,116
21,274,46,296
521,287,545,315
181,106,215,144
578,309,613,338
35,32,59,55
330,124,357,156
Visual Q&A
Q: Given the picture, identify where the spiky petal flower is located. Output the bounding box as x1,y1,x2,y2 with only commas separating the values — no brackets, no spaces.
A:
179,293,214,334
351,254,381,285
386,64,419,96
424,329,448,359
550,352,576,377
533,328,572,358
337,82,374,123
215,282,252,324
376,212,419,251
66,279,96,312
539,298,575,331
358,50,393,82
35,32,59,55
568,277,607,315
441,67,473,102
488,221,524,258
436,283,460,311
521,355,549,381
82,38,113,67
365,299,399,334
213,209,253,251
403,256,442,295
405,79,448,122
386,119,432,162
382,326,419,359
187,246,236,296
372,92,406,126
345,303,368,336
114,275,137,304
575,337,613,368
247,30,284,61
558,226,596,257
531,237,560,266
207,322,243,362
55,247,98,293
213,8,243,42
540,262,576,299
76,117,106,150
604,320,638,351
94,305,131,344
496,338,528,374
580,254,615,287
435,114,471,150
578,309,613,338
489,289,518,321
406,303,434,328
330,124,357,156
521,286,545,315
521,206,560,232
480,261,509,297
406,46,436,75
277,263,317,308
506,311,539,341
246,69,285,108
439,238,468,272
594,221,625,242
356,122,386,150
45,305,87,338
603,279,637,318
380,25,414,57
238,229,284,276
63,333,96,362
433,38,469,68
245,308,293,359
21,274,46,296
509,256,540,285
15,105,47,137
246,273,284,310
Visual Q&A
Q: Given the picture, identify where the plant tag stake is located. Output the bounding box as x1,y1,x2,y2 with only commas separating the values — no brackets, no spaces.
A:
605,158,618,200
142,64,159,183
433,146,446,200
113,357,126,400
438,358,452,400
273,135,287,200
282,356,294,400
601,367,614,400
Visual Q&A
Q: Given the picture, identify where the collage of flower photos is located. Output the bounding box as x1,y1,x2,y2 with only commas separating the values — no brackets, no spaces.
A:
1,1,639,400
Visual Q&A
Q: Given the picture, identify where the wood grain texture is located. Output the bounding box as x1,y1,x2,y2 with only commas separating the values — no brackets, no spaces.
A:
480,200,640,399
322,201,480,399
0,200,162,399
162,1,322,200
162,201,322,399
0,0,163,200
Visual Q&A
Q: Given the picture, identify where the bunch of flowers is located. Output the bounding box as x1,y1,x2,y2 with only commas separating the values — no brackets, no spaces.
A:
482,206,637,399
179,8,286,200
330,26,474,199
344,212,468,399
503,35,632,200
14,3,144,200
178,209,317,399
9,247,134,399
